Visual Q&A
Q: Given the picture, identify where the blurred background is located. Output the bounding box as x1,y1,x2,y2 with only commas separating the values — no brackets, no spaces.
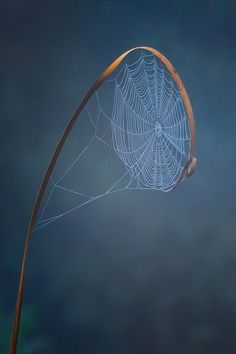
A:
1,1,236,353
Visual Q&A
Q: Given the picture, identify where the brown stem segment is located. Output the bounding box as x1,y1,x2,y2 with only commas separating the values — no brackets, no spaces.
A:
8,46,196,354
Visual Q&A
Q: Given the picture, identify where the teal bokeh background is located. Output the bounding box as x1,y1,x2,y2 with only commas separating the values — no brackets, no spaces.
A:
1,1,236,353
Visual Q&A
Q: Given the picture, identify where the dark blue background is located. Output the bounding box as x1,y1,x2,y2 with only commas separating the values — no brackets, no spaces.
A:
1,1,236,353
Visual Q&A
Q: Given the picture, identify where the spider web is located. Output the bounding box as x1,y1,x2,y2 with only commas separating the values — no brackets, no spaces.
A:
34,51,191,232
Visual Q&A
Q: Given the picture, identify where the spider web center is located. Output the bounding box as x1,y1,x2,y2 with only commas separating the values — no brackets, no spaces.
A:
154,121,162,137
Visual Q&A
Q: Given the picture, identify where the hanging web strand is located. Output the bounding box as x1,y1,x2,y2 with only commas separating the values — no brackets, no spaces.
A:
34,51,191,232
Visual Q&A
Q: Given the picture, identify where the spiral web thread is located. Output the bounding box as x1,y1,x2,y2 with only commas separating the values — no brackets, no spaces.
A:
34,52,191,232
